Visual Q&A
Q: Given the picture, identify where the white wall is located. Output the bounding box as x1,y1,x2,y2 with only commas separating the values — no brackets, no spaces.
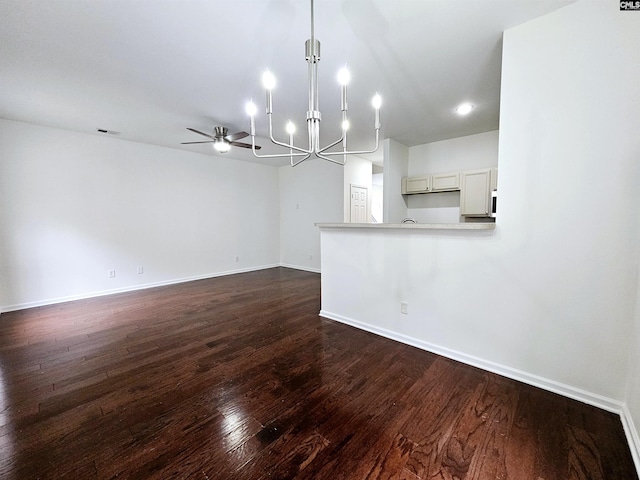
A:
406,131,499,223
382,138,408,223
408,130,499,175
498,0,640,400
278,158,343,272
321,0,640,412
343,155,373,222
0,119,348,309
0,119,281,310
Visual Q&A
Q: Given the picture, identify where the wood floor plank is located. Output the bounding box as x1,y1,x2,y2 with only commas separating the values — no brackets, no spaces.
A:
567,424,605,480
0,268,636,479
504,383,541,479
403,363,478,478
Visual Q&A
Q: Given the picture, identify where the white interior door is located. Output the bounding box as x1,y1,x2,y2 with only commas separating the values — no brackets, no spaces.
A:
350,185,368,223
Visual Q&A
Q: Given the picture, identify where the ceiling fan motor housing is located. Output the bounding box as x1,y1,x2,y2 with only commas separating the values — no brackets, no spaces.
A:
214,126,228,139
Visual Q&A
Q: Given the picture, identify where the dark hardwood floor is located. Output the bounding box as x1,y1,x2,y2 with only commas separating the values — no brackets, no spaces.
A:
0,267,636,479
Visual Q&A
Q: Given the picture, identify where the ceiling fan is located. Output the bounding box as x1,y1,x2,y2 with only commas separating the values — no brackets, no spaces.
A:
181,126,261,153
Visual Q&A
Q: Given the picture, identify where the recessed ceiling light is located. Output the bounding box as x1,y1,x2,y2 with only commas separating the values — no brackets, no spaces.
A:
455,103,475,116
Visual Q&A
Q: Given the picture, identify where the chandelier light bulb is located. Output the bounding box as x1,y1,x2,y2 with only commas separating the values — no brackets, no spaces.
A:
286,121,296,135
245,101,257,117
337,67,351,86
262,70,276,90
341,119,350,131
372,93,382,110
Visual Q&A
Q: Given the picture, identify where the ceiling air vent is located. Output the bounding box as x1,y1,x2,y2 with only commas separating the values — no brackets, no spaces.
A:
95,128,121,135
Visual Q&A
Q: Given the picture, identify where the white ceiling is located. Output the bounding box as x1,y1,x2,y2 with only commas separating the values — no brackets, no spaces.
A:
0,0,574,166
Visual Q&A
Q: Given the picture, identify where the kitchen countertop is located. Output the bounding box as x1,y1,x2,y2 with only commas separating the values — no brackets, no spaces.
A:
316,222,495,231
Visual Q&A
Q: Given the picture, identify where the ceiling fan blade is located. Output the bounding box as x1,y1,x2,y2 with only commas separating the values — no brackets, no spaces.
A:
187,128,217,140
181,141,214,144
230,141,261,150
225,131,249,142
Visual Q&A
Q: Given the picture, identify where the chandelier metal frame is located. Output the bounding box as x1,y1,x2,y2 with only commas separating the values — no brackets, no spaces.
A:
245,0,381,166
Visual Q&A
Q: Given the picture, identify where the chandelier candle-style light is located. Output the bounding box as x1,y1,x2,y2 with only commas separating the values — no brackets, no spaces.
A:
245,0,381,166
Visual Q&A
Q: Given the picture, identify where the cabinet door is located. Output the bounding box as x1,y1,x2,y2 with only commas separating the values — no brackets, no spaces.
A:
431,172,460,192
402,176,431,194
460,169,491,216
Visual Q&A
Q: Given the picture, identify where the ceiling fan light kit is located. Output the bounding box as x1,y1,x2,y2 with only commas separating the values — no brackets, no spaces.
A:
244,0,381,167
213,139,231,153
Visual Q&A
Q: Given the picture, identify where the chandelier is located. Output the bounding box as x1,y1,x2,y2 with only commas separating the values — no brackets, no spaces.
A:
244,0,381,166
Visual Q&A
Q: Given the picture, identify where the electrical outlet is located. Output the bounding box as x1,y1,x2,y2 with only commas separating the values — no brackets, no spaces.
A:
309,254,313,260
137,266,143,274
108,269,116,278
401,302,408,314
235,256,240,262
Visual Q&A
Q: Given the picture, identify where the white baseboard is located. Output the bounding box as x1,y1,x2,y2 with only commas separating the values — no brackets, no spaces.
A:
621,404,640,475
0,264,280,313
319,310,624,414
279,263,321,274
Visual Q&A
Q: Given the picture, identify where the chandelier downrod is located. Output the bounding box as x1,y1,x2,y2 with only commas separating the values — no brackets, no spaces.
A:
310,0,314,43
245,0,381,166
